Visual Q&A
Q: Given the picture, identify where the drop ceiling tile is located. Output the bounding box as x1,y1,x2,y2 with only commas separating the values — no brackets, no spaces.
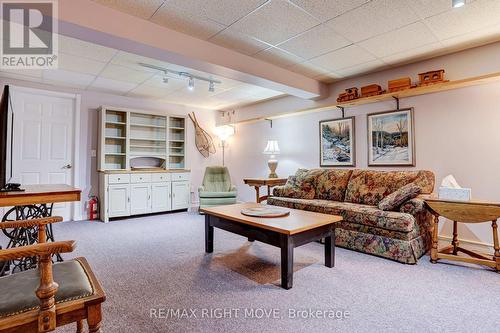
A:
0,71,43,83
58,53,107,76
230,0,320,45
141,74,186,91
42,69,96,87
290,0,370,22
277,24,351,59
126,84,170,99
92,0,164,20
289,61,331,78
335,59,388,77
150,5,227,40
99,64,153,84
382,42,443,65
89,77,137,94
406,0,477,19
359,21,438,58
441,23,500,50
0,68,42,78
310,44,376,71
58,35,117,62
254,47,305,68
209,28,270,55
159,0,267,26
110,51,170,72
425,0,500,40
314,71,344,83
327,0,419,42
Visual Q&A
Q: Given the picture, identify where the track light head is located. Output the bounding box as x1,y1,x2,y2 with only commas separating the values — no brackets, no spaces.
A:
452,0,465,8
208,81,215,92
188,77,194,91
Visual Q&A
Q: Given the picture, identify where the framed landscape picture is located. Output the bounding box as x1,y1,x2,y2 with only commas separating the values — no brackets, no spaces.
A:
367,108,415,166
319,117,355,167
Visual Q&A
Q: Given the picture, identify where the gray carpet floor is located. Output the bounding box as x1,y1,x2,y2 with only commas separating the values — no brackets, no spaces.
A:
3,211,500,333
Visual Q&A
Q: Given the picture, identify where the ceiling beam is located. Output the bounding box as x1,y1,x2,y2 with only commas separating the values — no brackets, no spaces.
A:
57,0,326,99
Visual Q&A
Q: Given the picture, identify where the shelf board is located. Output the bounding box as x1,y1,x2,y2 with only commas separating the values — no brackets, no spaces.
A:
169,127,185,130
105,136,126,140
130,123,166,129
106,121,126,125
169,139,185,142
130,137,166,142
130,144,166,149
169,153,185,157
234,71,500,124
105,152,126,156
130,153,166,157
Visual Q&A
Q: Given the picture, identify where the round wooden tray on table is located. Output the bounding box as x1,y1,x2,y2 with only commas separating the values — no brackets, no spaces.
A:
241,206,290,218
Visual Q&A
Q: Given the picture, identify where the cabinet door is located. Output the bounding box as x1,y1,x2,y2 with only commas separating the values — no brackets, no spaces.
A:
130,184,151,215
172,181,190,210
151,182,172,213
108,184,130,217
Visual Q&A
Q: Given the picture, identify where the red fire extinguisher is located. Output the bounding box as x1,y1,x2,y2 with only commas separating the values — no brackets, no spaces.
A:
88,196,99,221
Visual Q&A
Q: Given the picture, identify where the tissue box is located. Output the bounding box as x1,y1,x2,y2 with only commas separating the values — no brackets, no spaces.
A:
438,187,471,201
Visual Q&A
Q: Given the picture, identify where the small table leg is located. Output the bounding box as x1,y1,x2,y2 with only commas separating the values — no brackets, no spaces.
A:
324,227,335,268
430,214,439,263
280,235,293,289
254,186,261,203
205,215,213,253
492,219,499,272
452,221,459,255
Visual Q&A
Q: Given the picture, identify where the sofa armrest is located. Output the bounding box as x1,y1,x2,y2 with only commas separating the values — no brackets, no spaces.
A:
272,185,286,197
229,185,237,192
399,197,426,215
198,186,205,193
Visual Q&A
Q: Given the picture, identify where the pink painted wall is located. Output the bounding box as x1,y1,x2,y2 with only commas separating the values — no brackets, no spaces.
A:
0,77,220,219
224,42,500,246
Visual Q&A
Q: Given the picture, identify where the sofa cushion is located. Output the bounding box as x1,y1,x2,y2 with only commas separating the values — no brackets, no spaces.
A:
378,183,421,211
308,168,353,201
267,196,416,233
344,170,435,206
274,169,315,199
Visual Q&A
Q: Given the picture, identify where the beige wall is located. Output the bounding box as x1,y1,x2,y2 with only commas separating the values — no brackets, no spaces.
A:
223,42,500,247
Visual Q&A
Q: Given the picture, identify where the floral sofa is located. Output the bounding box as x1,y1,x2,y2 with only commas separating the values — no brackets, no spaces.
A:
267,169,435,264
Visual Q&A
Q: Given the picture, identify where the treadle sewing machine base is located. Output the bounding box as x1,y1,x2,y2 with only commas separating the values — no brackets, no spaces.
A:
0,184,81,276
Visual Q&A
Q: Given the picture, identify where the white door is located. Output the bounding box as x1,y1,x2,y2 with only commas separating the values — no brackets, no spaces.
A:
151,182,171,213
172,181,190,210
108,184,130,217
11,88,77,220
130,184,151,215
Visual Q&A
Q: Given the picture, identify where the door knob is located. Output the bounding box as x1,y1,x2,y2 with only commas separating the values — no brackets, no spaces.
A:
62,164,72,169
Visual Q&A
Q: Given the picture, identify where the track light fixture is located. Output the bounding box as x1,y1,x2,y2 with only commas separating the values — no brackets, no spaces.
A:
452,0,465,8
139,62,221,93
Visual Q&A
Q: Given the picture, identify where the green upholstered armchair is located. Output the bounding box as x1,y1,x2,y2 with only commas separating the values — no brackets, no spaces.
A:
199,166,237,209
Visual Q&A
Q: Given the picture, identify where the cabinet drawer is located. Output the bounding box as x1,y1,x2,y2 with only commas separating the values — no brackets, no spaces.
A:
151,173,171,182
171,172,190,181
108,174,130,184
130,173,152,183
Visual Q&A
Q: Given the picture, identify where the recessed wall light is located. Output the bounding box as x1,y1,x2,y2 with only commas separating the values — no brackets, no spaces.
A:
452,0,465,8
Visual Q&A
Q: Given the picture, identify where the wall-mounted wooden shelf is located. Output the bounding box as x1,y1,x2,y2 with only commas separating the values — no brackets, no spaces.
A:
234,71,500,124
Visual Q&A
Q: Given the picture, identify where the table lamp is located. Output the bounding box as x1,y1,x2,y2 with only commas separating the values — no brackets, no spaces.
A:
214,125,235,166
263,140,280,178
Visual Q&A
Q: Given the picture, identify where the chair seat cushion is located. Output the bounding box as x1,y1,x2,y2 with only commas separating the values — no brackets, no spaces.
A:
267,196,416,233
199,191,237,198
0,259,94,318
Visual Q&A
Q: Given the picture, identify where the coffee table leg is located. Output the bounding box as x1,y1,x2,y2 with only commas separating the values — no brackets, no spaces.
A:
325,227,335,268
205,215,213,253
280,235,293,289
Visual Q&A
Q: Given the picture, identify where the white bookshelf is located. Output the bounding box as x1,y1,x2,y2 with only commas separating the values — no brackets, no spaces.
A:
98,106,187,171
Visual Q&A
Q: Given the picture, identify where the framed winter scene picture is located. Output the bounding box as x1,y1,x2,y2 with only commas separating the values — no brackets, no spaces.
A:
367,108,415,166
319,116,355,167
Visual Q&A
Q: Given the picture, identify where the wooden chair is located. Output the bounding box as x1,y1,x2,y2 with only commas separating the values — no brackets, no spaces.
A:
0,217,106,333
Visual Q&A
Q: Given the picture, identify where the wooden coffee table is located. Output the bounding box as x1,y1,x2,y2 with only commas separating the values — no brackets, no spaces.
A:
200,203,342,289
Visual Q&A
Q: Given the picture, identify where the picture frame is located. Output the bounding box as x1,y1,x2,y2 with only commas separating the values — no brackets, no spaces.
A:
319,116,356,167
367,108,415,166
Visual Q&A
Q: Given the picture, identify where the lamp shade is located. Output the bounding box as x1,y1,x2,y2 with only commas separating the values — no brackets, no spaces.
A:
263,140,280,155
213,125,235,141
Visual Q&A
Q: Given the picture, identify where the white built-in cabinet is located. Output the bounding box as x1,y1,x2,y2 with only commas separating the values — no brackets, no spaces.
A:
99,172,190,223
97,105,191,223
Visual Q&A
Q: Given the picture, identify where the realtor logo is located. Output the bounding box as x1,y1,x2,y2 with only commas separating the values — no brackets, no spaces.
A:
1,0,58,69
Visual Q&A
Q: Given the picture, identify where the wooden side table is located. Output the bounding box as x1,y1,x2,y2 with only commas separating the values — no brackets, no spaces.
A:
243,178,287,203
425,198,500,272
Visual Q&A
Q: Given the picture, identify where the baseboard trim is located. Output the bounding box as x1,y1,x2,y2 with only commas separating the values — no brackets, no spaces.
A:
438,235,493,252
